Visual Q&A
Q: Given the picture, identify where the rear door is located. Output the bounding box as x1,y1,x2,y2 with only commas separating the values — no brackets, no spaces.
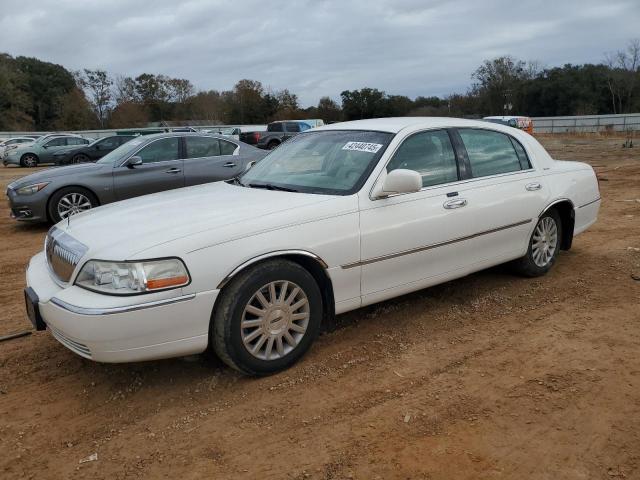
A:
448,127,550,262
112,136,184,200
40,137,70,162
183,136,243,186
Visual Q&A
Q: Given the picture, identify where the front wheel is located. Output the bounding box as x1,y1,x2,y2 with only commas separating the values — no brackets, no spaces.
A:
48,187,98,223
211,259,322,375
513,209,562,277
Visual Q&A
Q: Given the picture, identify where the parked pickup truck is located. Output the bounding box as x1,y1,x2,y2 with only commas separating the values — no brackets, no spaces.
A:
240,119,324,150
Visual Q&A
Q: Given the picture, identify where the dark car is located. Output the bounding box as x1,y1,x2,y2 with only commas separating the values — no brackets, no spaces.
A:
239,121,316,150
52,135,137,165
7,132,267,223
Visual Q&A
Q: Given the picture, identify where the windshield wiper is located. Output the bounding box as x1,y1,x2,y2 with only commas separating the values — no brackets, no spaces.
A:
246,183,299,192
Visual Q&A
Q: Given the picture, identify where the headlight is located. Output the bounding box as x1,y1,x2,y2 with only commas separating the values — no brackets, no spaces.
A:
16,182,49,195
75,258,190,295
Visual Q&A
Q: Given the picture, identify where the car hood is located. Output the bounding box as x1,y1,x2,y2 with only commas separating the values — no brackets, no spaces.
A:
8,163,105,189
56,181,350,260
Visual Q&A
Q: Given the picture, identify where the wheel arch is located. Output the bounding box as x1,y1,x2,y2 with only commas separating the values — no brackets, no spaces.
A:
45,184,101,222
20,152,40,162
215,250,336,329
540,198,575,250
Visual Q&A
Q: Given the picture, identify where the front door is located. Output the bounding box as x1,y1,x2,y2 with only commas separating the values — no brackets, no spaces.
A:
113,136,184,201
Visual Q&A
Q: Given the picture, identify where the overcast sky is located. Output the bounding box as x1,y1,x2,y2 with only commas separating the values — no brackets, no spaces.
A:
0,0,638,106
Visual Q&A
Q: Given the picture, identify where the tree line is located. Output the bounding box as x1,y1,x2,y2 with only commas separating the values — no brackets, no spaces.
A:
0,39,638,131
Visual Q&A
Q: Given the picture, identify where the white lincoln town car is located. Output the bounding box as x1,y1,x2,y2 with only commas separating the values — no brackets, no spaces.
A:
25,118,600,375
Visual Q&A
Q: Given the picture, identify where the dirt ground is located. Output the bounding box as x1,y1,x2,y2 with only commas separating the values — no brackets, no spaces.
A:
0,135,639,479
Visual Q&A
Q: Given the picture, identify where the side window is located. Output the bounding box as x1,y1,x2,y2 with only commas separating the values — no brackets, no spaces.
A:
458,129,523,178
45,137,67,147
67,137,87,146
219,140,237,155
185,136,221,158
285,122,301,133
386,129,459,188
97,137,119,149
299,123,312,132
510,138,532,169
119,136,135,145
267,123,284,132
137,137,180,163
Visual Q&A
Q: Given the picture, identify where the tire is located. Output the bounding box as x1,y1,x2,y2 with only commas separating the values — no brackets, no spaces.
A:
211,259,322,376
72,153,90,164
47,187,98,223
267,141,280,150
20,153,39,168
513,209,562,277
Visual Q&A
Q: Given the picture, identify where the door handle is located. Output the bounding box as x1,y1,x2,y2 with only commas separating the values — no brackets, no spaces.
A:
165,168,182,174
526,182,542,191
443,198,468,209
223,162,236,168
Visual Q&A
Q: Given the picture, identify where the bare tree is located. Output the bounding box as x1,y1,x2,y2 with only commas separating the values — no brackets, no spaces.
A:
77,69,113,127
114,75,137,104
604,39,640,113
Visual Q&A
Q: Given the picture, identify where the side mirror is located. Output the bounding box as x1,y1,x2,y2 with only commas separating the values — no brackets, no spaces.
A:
125,156,143,168
375,169,422,198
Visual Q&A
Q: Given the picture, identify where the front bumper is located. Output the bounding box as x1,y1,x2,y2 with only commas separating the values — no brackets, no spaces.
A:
6,186,49,222
26,251,218,362
3,154,20,166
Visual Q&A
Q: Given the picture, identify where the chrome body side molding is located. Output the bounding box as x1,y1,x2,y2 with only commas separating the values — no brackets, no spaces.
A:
341,219,533,269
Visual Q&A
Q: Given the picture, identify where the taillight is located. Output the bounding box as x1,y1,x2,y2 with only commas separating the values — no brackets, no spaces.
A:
252,132,261,142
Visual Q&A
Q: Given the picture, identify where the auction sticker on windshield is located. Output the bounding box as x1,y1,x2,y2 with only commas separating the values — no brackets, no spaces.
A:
342,142,383,153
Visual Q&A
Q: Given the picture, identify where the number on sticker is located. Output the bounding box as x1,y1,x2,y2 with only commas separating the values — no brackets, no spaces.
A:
342,142,383,153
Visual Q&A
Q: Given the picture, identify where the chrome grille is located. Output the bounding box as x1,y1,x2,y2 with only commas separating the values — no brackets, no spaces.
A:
45,227,88,283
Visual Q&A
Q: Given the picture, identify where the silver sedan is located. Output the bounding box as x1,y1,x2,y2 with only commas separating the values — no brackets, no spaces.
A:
7,132,267,223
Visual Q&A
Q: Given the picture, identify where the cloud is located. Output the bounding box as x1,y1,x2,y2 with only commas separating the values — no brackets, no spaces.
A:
0,0,638,106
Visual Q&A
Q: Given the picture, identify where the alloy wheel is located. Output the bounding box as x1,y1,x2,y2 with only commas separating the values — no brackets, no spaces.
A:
532,216,558,267
22,155,37,167
240,280,310,361
57,192,93,219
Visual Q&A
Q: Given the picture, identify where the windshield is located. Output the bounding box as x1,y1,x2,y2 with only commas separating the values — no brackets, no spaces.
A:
96,136,146,164
239,130,393,195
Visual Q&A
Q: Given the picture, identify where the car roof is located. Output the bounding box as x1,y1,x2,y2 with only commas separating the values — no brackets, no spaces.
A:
134,132,238,142
483,116,531,120
315,117,517,134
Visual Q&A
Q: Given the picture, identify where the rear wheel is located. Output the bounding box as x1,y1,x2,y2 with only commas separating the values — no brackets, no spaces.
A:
72,153,90,164
20,153,38,168
513,209,562,277
211,259,322,375
48,187,98,223
267,141,280,150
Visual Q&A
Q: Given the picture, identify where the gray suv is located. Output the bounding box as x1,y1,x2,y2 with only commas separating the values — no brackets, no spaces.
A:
7,132,267,223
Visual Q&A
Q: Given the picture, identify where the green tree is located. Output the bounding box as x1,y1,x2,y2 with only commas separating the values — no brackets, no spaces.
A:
316,96,342,122
340,88,388,120
0,54,32,130
15,56,76,129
